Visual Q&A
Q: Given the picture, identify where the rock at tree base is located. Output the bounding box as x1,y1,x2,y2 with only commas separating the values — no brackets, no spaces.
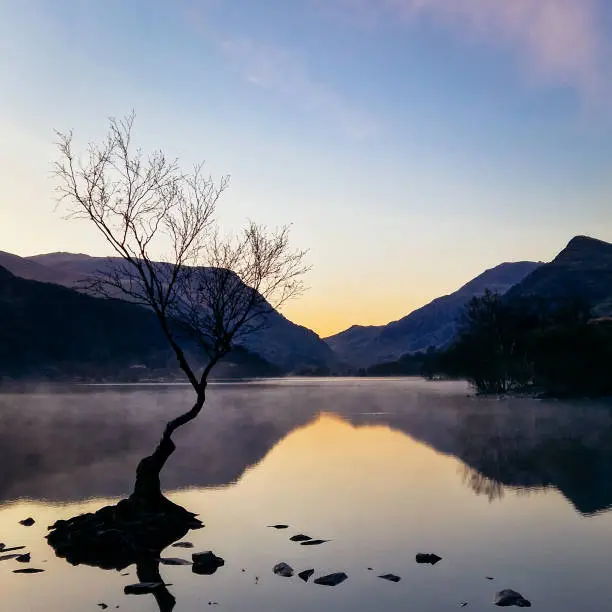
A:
494,589,531,607
314,572,348,586
273,562,294,577
47,496,197,571
416,553,442,565
298,569,315,582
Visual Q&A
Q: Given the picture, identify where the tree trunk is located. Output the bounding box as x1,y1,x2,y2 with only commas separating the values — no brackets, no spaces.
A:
131,394,207,504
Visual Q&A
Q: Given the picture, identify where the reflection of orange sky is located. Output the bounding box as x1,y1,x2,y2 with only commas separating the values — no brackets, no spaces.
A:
175,412,567,546
0,413,597,612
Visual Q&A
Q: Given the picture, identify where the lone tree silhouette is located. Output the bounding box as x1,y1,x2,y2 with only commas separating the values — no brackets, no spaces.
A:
54,113,309,503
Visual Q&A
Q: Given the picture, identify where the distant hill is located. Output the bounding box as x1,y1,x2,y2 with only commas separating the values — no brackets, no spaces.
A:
0,265,281,381
1,252,336,372
325,261,541,368
506,236,612,316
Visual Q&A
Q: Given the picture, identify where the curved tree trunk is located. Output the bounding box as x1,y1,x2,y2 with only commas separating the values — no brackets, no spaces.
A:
131,392,207,504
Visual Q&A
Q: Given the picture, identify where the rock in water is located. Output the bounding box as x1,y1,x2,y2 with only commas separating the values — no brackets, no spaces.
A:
171,542,194,548
290,534,312,542
378,574,401,583
416,553,442,565
494,589,532,607
16,553,31,563
298,569,315,582
192,552,225,575
13,568,45,574
19,518,35,527
300,539,328,546
124,582,164,594
159,557,192,566
273,562,294,577
0,554,21,562
314,572,348,586
268,524,289,529
97,605,108,610
1,546,26,553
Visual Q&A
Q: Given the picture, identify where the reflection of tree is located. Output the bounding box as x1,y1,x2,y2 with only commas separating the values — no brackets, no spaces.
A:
47,493,205,612
460,465,504,502
451,403,612,515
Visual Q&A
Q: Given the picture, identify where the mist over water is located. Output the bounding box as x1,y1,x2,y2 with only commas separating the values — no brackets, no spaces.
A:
1,379,612,611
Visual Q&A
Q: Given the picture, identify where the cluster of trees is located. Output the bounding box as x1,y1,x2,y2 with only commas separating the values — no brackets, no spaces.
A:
427,290,612,397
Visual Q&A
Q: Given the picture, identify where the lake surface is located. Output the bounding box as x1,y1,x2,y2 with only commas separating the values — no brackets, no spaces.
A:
1,378,612,611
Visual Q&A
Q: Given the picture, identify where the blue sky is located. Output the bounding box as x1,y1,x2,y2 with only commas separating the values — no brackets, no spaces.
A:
2,0,612,335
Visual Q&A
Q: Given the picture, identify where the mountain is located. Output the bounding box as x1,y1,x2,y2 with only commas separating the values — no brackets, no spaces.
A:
325,261,541,368
506,236,612,316
0,266,281,381
3,251,335,372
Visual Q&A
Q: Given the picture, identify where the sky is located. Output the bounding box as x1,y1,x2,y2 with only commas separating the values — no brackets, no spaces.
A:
1,0,612,337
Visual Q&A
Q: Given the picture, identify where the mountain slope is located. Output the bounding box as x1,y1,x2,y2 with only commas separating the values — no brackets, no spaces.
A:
0,266,280,380
506,236,612,316
325,261,541,368
21,252,335,371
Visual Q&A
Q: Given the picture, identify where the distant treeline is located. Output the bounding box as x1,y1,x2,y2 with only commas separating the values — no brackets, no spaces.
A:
366,290,612,398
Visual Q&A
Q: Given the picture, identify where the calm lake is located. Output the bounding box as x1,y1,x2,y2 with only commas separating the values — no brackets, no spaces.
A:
1,378,612,611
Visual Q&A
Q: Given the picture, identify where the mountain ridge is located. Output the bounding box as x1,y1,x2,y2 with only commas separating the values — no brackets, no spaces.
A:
325,260,542,368
0,251,335,371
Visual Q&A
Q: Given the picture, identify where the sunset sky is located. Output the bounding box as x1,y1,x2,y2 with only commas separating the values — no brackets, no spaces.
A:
2,0,612,336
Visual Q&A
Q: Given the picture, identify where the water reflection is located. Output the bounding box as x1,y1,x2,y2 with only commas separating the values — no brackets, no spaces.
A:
1,380,611,516
2,380,612,612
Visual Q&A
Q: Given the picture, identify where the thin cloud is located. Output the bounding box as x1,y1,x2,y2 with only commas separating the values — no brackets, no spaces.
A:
220,37,378,139
325,0,609,101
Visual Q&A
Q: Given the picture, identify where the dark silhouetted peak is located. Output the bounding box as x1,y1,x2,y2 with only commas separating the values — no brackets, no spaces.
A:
507,235,612,317
553,235,612,265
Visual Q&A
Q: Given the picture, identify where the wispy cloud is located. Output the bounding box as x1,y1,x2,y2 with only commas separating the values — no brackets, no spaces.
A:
219,37,378,139
323,0,609,101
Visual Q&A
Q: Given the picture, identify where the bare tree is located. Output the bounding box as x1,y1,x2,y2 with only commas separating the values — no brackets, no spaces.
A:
54,113,309,502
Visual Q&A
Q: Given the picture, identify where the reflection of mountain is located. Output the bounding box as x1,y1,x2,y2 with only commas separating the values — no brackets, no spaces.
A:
1,381,611,516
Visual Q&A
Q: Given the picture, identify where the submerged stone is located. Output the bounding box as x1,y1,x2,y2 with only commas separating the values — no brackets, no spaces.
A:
290,534,312,542
494,589,531,607
314,572,348,586
192,551,225,575
416,553,442,565
378,573,401,582
273,562,294,577
124,582,164,594
159,557,192,566
298,569,315,582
